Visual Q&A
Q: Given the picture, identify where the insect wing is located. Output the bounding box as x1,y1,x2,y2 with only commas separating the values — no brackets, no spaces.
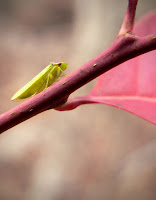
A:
11,64,52,100
11,62,68,100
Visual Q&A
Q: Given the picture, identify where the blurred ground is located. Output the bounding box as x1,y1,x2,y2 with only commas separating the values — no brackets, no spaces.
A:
0,0,156,199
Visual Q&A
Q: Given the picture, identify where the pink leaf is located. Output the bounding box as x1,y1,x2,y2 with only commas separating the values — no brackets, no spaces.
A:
58,11,156,125
89,11,156,124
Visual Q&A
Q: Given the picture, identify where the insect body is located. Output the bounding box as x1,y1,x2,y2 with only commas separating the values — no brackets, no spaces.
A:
11,62,68,101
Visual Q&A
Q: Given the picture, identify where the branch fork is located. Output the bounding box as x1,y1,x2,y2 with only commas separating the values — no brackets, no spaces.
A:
0,0,156,133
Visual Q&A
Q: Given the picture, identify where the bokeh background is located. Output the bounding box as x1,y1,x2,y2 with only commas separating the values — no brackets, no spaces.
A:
0,0,156,199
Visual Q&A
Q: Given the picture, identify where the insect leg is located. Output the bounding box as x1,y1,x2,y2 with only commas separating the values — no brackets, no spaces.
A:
45,73,52,88
58,67,68,77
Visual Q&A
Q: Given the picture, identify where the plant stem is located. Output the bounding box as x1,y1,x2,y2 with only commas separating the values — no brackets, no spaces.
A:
0,0,156,134
118,0,138,37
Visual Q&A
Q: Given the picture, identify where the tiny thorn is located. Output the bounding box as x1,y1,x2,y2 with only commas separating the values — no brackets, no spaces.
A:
152,36,156,40
9,112,14,116
93,64,97,67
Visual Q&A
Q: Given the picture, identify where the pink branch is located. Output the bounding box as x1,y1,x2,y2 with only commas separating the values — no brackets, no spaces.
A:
118,0,138,37
0,0,155,134
56,34,156,111
0,33,155,133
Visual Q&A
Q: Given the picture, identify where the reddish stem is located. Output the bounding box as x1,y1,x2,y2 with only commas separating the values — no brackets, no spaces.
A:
118,0,138,37
0,33,155,133
0,0,156,134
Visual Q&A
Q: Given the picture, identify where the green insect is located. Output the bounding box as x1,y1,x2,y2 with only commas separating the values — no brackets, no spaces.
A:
11,62,68,101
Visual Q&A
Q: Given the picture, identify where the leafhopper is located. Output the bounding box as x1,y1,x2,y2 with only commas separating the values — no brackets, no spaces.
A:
11,62,68,101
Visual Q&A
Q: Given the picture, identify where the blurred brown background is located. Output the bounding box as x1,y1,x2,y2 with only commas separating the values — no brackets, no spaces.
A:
0,0,156,199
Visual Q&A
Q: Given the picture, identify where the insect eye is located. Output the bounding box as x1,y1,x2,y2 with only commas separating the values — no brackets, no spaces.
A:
58,62,62,66
50,62,54,66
